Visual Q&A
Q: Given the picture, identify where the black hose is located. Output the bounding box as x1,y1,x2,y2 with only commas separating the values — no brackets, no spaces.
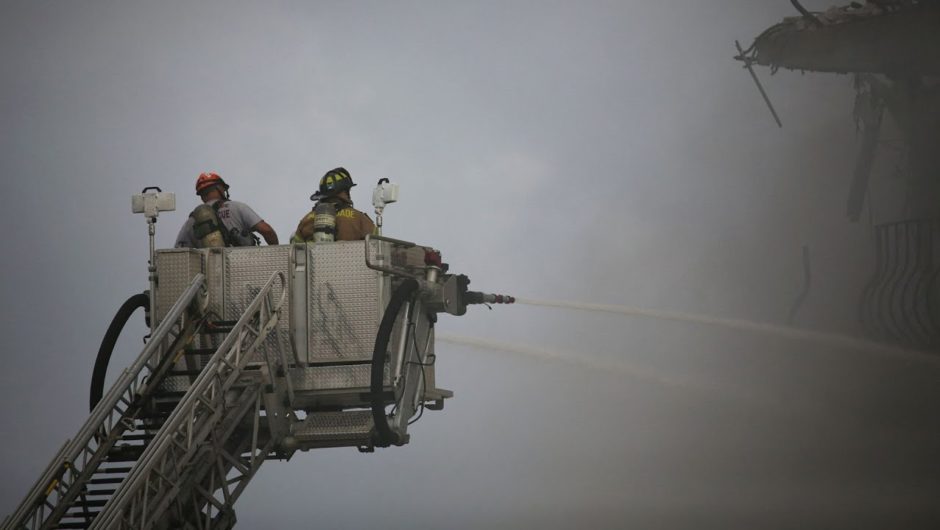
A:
90,293,149,412
371,279,418,447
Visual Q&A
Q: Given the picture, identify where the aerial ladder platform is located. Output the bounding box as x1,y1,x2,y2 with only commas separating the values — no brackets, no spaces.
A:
2,186,513,530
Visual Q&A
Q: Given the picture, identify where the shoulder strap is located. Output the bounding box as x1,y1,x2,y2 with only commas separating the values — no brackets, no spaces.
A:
319,199,350,212
210,200,235,246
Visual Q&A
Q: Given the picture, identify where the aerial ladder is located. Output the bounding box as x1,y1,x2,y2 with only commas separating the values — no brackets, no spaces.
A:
2,183,513,530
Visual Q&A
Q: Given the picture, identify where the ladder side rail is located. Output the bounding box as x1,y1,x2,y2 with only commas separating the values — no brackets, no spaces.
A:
2,441,70,530
169,383,277,529
190,362,287,528
273,326,295,405
97,334,258,529
91,272,286,530
155,380,263,530
38,317,202,530
178,349,294,527
114,276,284,529
165,288,285,528
2,274,206,530
202,434,278,530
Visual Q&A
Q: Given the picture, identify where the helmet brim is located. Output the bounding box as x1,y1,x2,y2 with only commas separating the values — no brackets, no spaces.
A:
311,182,355,201
197,182,229,195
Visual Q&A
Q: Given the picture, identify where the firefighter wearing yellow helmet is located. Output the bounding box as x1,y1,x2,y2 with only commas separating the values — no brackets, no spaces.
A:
291,167,376,242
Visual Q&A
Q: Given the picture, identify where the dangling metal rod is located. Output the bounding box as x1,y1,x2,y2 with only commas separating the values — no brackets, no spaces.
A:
787,245,812,325
790,0,824,28
735,40,783,128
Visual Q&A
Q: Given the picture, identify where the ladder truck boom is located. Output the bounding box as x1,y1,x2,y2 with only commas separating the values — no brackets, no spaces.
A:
3,182,513,530
3,275,207,530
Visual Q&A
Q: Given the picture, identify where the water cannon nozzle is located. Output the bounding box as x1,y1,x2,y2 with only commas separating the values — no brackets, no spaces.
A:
465,291,515,306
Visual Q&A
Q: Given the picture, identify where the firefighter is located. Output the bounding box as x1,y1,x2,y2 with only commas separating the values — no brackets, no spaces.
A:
175,172,279,248
290,167,376,242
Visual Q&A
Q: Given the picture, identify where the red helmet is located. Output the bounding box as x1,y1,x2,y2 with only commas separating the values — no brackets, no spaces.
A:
195,172,229,195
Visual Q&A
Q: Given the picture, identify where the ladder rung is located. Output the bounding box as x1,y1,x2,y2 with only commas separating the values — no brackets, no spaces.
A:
94,466,133,474
166,369,203,377
201,329,233,335
55,522,94,529
83,488,116,496
56,513,99,526
67,499,107,508
137,410,173,420
150,391,186,399
145,401,182,413
202,321,237,334
119,433,155,442
149,396,184,406
184,347,217,356
308,359,372,368
61,508,100,515
106,446,144,462
88,477,124,485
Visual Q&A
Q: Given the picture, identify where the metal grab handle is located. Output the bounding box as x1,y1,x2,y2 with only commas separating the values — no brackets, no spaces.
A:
364,234,423,280
365,233,416,248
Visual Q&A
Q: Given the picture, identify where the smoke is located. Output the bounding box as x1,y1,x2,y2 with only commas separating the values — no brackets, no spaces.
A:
438,333,795,408
2,2,939,528
513,298,939,366
440,333,702,391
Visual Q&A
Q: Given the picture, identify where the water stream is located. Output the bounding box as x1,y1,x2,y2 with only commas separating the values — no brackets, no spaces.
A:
513,297,937,366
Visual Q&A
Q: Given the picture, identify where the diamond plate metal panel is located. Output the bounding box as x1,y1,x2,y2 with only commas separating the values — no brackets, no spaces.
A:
158,375,194,393
222,246,290,319
191,250,226,353
289,244,309,363
205,249,225,322
290,364,389,391
223,246,291,363
307,241,383,362
293,410,373,439
153,250,204,324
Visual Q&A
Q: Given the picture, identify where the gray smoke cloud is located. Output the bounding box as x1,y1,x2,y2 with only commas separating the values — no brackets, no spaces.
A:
1,1,938,528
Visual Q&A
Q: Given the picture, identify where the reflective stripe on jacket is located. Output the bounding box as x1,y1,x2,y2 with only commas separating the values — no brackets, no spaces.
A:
290,200,376,242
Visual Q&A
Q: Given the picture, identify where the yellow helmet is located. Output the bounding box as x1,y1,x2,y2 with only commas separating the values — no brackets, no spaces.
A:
312,167,355,200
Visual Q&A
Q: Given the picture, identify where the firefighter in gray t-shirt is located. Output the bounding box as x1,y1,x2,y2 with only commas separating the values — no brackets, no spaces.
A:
175,173,279,248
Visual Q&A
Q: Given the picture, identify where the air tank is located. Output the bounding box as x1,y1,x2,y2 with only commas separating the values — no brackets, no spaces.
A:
312,202,336,243
191,204,227,248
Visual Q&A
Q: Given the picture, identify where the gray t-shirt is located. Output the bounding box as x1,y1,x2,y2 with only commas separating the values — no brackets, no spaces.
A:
175,199,264,248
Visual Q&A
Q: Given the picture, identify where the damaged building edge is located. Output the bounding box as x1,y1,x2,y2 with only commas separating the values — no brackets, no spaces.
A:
746,1,940,75
737,0,940,352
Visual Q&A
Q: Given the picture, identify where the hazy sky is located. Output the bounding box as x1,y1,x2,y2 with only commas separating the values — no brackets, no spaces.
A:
1,1,937,528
